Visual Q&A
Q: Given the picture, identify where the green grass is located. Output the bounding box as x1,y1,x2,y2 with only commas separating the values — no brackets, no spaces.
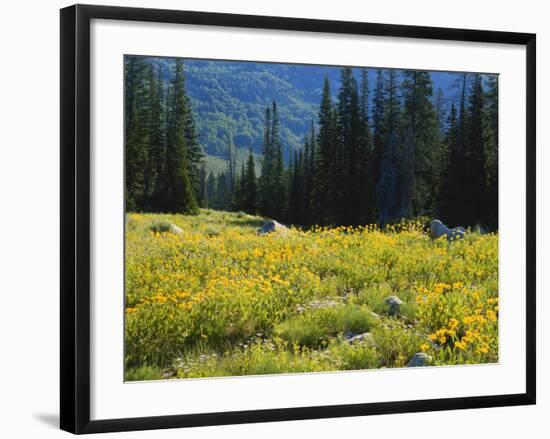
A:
275,304,377,347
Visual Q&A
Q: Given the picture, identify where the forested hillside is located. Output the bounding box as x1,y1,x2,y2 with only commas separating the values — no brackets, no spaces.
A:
149,57,457,162
125,55,498,229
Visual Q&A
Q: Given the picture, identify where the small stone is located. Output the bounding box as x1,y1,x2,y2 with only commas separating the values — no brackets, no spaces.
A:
346,332,375,345
384,296,404,316
407,352,432,367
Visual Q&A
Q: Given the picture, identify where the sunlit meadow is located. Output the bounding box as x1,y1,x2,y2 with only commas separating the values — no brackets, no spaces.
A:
124,210,498,381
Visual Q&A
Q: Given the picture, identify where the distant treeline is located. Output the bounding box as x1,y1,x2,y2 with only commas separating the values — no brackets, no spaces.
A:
125,56,498,229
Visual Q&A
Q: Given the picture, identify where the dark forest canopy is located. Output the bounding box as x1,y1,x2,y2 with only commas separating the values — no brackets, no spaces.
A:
125,55,498,229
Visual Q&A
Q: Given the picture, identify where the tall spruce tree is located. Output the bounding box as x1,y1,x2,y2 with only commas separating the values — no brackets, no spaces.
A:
163,58,198,214
483,75,499,229
271,102,286,220
358,68,375,223
146,63,165,211
313,76,337,224
125,56,150,211
398,71,438,218
463,73,486,226
258,106,274,216
372,69,387,198
336,68,363,225
376,69,401,225
242,148,258,214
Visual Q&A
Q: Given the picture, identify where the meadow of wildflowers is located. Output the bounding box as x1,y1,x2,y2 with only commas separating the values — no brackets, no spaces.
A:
124,210,498,381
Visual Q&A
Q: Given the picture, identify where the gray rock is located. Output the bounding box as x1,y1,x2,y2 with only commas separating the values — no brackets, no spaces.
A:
345,332,375,345
257,219,290,235
384,296,404,316
407,352,432,367
429,219,466,243
169,224,183,234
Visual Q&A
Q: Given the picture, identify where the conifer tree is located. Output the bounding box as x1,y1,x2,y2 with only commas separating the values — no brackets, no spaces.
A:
372,69,387,195
271,102,286,220
464,73,486,226
398,71,438,218
376,69,401,225
163,58,198,214
483,75,498,229
242,149,258,214
358,68,375,223
313,76,337,224
336,67,362,225
258,106,273,216
125,57,150,211
146,63,165,210
439,103,460,222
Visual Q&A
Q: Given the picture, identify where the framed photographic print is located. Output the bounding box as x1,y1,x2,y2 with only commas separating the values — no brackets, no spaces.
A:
60,4,536,434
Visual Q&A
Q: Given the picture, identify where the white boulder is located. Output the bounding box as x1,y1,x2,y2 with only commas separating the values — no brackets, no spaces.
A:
257,219,289,235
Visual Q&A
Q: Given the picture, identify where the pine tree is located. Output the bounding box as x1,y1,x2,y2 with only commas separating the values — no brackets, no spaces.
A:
336,67,362,225
242,149,258,214
440,74,469,226
463,73,486,226
483,75,498,229
258,106,273,216
434,87,446,131
313,76,337,224
163,58,198,214
125,56,150,211
398,71,438,218
198,161,208,208
372,69,386,196
440,103,460,223
358,68,375,224
206,171,217,209
302,121,316,225
376,69,401,225
146,63,165,211
271,102,286,220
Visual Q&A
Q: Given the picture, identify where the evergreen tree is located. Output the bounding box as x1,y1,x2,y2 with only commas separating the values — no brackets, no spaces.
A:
463,73,486,226
313,76,337,224
242,149,258,214
125,57,150,211
147,63,165,211
258,106,274,216
198,161,208,208
434,87,446,131
302,121,316,225
358,68,375,224
398,71,438,218
440,73,469,226
483,75,499,229
206,171,217,209
372,69,386,196
336,67,363,225
376,69,401,225
271,102,286,220
163,58,198,214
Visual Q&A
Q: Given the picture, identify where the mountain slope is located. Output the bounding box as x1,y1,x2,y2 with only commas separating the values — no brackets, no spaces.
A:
151,57,466,173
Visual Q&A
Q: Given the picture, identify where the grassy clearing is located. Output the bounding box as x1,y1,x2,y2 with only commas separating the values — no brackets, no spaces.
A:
124,209,498,380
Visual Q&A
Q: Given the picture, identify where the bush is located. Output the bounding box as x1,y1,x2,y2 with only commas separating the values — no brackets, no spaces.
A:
149,221,172,233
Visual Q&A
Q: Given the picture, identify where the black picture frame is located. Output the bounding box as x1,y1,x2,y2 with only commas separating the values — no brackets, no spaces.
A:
60,4,536,434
